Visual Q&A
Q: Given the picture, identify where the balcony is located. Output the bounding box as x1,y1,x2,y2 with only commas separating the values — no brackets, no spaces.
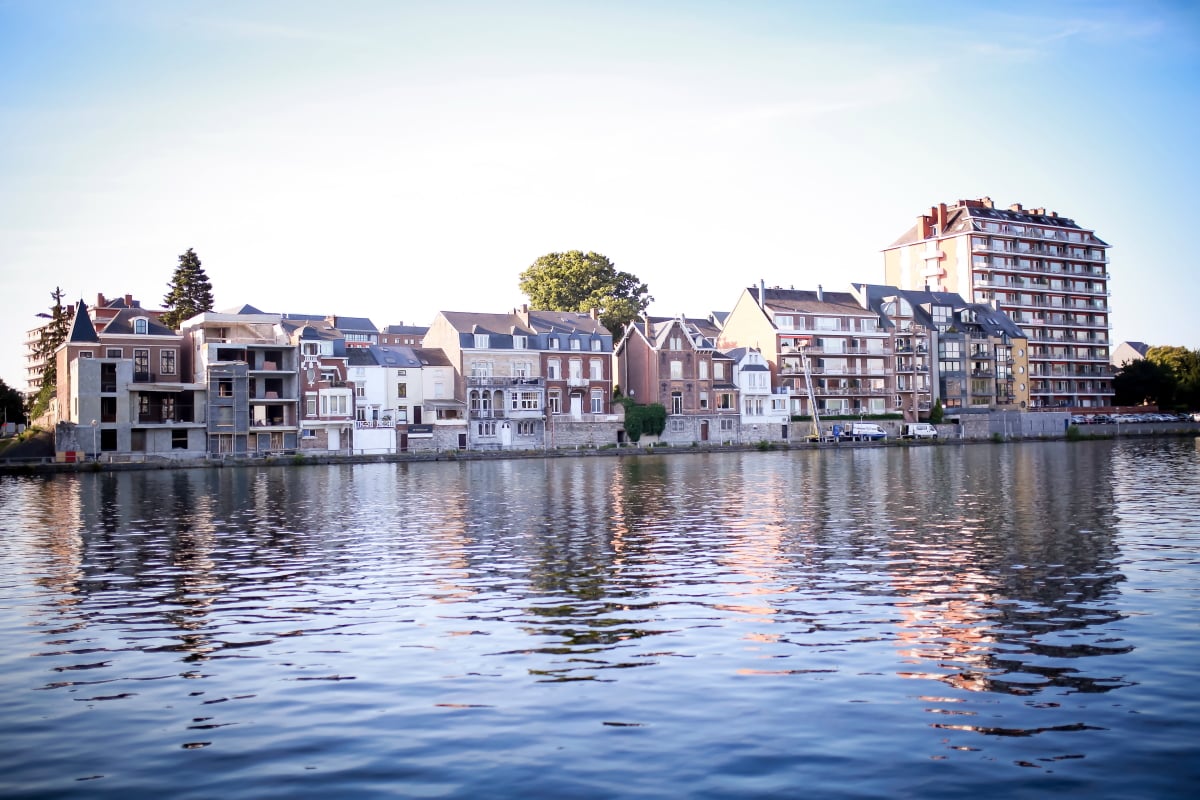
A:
468,376,545,387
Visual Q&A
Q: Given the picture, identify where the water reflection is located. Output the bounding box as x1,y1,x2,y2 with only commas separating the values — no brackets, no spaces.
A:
1,440,1196,796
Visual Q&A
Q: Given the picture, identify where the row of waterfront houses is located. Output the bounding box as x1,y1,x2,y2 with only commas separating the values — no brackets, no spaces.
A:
37,197,1116,460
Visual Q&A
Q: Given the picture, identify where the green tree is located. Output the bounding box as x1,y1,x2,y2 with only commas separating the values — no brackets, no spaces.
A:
27,287,72,420
0,377,25,429
1113,357,1175,407
519,251,652,335
161,248,214,329
1145,346,1200,408
617,398,667,443
928,399,944,424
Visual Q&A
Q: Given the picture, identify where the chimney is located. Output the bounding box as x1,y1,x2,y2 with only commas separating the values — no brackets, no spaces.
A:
916,214,931,239
125,294,133,306
644,317,652,337
817,284,824,302
326,315,338,327
97,293,106,307
1009,203,1023,213
759,279,766,310
590,307,599,321
937,202,948,232
982,196,994,209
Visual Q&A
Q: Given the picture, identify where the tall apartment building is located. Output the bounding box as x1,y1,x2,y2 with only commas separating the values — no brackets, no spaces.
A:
883,198,1113,408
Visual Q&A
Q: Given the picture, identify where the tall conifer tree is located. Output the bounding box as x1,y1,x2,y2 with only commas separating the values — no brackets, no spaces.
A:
161,248,214,329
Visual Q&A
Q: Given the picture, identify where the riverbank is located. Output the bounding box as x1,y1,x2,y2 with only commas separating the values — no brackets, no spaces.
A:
3,421,1198,476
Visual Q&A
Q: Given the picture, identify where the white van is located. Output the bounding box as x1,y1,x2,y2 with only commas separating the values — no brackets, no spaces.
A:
845,422,887,441
901,423,938,439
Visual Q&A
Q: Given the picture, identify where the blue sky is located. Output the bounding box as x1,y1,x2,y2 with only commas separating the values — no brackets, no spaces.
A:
2,0,1198,388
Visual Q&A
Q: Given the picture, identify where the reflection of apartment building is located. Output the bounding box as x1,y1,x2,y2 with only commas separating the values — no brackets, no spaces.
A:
182,307,300,455
883,198,1113,408
616,315,739,444
718,285,891,418
56,300,206,457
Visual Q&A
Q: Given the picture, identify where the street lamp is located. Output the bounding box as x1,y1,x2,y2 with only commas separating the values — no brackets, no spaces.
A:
90,419,98,461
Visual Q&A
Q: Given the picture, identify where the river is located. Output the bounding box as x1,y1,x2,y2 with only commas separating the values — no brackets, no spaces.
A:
1,439,1198,798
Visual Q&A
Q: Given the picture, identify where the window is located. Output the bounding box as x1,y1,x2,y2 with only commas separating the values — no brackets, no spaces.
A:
134,318,148,335
699,391,709,409
717,393,734,409
79,351,93,358
134,349,150,379
395,408,407,423
699,360,708,380
720,418,735,432
589,358,603,380
397,383,408,398
670,360,683,380
547,358,561,380
517,391,539,409
218,380,233,397
569,338,581,350
548,390,562,414
302,342,320,355
306,397,317,417
671,418,686,432
160,350,176,376
433,381,445,398
591,339,601,351
774,315,793,329
816,317,840,331
669,335,683,350
590,389,603,413
477,421,496,436
356,385,366,398
513,335,527,349
549,337,560,350
671,391,683,414
172,429,188,450
569,358,583,380
513,361,532,378
470,360,493,378
106,348,122,358
713,362,725,380
931,305,952,327
302,428,316,439
474,334,490,348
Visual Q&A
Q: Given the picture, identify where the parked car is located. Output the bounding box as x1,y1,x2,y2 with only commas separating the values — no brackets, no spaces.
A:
901,423,938,439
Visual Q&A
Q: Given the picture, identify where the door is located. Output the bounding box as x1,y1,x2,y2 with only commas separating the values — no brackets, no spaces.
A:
570,394,583,418
500,422,512,447
413,406,422,424
700,420,709,441
329,427,340,451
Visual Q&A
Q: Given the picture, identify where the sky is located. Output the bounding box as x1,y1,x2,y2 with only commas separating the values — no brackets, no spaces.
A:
2,0,1199,390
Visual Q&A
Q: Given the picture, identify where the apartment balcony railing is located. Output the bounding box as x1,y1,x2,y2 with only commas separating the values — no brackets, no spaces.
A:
467,376,545,387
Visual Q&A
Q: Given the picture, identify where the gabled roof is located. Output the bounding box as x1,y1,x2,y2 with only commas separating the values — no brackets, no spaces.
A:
101,307,176,337
365,344,423,368
749,286,872,316
438,310,534,336
643,315,731,356
525,310,610,336
412,347,452,367
382,323,429,335
67,301,99,343
223,304,269,315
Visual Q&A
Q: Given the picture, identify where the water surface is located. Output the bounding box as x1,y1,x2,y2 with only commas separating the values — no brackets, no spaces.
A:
1,439,1198,797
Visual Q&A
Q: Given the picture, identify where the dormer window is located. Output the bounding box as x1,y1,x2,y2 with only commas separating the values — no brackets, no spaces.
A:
591,338,601,351
134,318,148,335
569,338,581,351
474,334,490,348
513,335,527,349
549,337,560,350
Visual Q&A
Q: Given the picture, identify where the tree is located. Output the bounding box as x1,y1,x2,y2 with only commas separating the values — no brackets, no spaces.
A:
161,248,214,329
0,377,25,429
928,399,944,424
1113,357,1175,407
1145,346,1200,409
617,398,667,443
519,251,652,335
27,287,72,421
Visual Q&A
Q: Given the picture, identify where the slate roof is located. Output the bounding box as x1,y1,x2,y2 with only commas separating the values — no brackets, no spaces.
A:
749,287,874,316
885,199,1104,249
382,323,429,336
855,283,1026,340
101,307,176,336
525,310,609,336
67,301,99,343
439,311,534,336
412,347,452,367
